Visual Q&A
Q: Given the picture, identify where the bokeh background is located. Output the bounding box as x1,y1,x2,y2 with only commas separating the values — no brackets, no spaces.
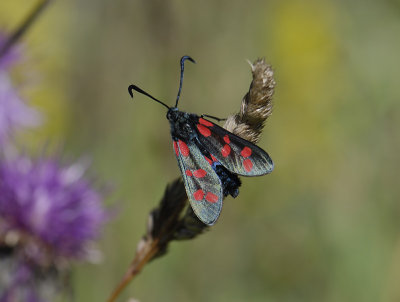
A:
1,0,400,301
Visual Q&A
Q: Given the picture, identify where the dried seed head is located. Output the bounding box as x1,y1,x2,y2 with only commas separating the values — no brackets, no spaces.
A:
224,58,275,144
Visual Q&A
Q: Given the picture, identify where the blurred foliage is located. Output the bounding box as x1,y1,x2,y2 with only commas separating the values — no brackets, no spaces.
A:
1,0,400,301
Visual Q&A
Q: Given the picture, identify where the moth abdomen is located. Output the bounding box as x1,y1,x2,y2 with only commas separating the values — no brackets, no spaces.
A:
213,163,241,198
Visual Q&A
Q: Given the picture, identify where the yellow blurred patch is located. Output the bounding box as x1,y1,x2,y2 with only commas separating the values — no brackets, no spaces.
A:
264,0,342,187
271,0,338,83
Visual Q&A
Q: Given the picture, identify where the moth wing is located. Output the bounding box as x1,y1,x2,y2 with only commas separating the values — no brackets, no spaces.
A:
173,139,223,225
195,117,274,176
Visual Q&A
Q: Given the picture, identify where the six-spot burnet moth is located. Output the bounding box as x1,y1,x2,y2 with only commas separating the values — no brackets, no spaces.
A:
128,56,274,225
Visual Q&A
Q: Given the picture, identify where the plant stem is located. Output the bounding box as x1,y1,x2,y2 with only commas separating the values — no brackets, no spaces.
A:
107,239,160,302
0,0,53,59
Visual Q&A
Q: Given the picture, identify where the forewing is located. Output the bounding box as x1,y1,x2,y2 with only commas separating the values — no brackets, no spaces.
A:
195,117,274,176
173,139,223,225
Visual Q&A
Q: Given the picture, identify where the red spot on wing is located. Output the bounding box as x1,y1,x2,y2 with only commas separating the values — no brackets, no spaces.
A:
193,169,207,178
221,144,231,157
173,141,179,156
204,156,213,165
185,170,193,176
223,135,230,144
199,118,213,127
178,140,189,157
211,155,218,162
197,124,211,137
243,159,253,172
205,192,219,203
241,146,252,158
193,189,204,201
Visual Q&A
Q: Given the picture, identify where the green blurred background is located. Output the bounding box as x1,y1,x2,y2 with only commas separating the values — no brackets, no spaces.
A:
2,0,400,301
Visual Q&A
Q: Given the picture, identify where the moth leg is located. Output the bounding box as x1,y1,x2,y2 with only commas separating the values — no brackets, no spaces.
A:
201,114,226,122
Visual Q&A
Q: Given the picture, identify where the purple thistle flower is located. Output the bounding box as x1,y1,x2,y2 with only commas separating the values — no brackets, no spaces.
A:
0,32,41,147
0,153,109,301
0,154,108,259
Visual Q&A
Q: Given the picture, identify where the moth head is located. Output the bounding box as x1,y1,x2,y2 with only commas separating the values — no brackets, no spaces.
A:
166,107,179,121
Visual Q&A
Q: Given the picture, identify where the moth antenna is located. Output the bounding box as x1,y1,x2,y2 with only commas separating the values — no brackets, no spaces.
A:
175,55,196,108
128,85,170,110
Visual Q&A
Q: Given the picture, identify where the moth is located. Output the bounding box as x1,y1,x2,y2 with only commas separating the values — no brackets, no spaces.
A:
128,56,273,225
